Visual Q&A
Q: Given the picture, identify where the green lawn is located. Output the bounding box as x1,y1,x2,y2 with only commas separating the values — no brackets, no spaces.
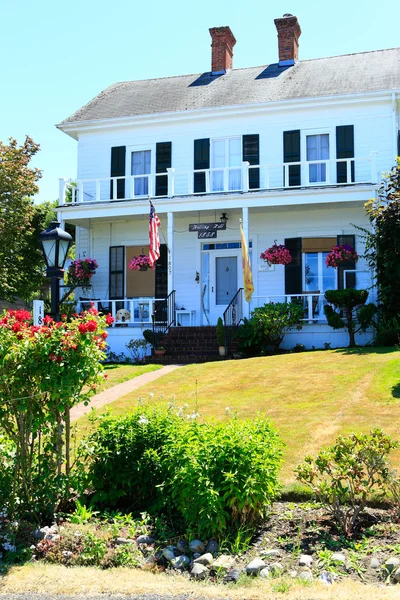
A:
75,349,400,483
89,363,162,396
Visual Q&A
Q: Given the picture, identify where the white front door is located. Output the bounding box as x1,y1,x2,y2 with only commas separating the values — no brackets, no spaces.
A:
209,251,240,324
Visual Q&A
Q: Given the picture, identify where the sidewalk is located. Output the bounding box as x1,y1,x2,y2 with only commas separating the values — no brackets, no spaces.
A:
70,364,181,421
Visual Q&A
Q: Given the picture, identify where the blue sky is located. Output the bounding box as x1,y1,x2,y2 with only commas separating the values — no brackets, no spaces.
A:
1,0,399,203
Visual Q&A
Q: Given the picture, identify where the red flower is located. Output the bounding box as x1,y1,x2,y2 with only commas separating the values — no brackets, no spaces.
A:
49,353,57,362
57,355,63,362
86,320,97,332
78,323,88,334
14,310,31,322
43,316,53,325
101,331,108,339
11,322,22,333
61,314,67,321
105,314,114,326
88,307,99,316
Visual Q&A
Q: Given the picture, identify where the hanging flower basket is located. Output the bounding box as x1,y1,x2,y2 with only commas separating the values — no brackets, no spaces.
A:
325,245,359,268
66,258,98,286
260,242,292,266
128,255,155,271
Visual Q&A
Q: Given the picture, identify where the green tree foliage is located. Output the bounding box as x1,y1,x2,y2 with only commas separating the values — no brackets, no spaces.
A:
324,289,377,348
361,159,400,320
0,136,43,301
236,302,304,354
296,429,399,536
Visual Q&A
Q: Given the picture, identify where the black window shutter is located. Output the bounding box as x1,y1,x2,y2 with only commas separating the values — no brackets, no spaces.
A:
194,138,210,193
336,126,354,183
243,134,260,189
337,234,356,289
155,142,172,197
110,147,126,199
109,246,125,301
283,131,301,186
155,244,168,299
284,237,302,294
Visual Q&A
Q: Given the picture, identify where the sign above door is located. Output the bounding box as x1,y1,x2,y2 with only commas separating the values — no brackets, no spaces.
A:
189,222,226,239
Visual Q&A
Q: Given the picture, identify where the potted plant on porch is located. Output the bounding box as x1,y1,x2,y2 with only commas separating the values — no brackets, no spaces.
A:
216,317,226,356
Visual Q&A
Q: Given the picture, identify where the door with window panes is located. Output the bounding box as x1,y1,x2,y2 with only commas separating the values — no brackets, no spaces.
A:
303,252,336,318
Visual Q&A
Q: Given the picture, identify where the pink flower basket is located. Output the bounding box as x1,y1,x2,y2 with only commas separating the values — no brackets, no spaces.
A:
67,258,98,286
128,255,155,271
260,242,292,266
325,245,358,268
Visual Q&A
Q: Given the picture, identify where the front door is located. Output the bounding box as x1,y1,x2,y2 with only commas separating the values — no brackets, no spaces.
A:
209,252,240,324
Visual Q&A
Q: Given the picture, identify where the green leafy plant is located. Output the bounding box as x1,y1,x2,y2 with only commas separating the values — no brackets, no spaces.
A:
216,317,225,347
295,429,399,537
374,315,400,347
324,289,377,347
125,338,149,363
236,302,303,355
68,500,98,524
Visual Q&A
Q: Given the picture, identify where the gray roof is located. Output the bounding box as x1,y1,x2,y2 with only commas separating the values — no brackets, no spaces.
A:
59,48,400,125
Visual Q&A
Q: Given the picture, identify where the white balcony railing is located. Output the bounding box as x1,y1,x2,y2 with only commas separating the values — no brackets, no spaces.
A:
76,297,155,327
250,294,328,323
59,153,379,205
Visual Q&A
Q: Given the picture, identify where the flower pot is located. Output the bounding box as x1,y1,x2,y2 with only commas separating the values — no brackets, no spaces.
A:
139,265,148,272
218,345,226,357
154,348,166,356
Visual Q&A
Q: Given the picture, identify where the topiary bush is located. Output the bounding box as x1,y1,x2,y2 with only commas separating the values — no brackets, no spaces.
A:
324,289,377,347
295,429,399,536
79,405,284,537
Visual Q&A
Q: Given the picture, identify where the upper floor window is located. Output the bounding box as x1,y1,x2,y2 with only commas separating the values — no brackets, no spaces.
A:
306,134,330,183
131,150,151,196
211,137,242,192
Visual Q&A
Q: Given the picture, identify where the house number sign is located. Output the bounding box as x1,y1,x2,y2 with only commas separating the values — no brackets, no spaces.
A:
189,222,226,239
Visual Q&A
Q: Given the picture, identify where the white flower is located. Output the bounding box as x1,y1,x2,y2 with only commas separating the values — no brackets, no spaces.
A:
30,545,36,550
12,521,19,527
225,407,231,413
148,392,154,398
138,416,149,425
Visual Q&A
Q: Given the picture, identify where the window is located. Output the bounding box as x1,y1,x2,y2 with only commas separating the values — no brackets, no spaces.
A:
109,246,124,299
211,137,242,192
306,134,329,183
131,150,151,196
303,252,336,293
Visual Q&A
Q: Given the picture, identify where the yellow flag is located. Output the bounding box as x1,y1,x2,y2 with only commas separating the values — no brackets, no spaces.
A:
240,222,254,303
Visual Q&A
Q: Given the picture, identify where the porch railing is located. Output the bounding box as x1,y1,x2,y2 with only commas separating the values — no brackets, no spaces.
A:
251,294,328,322
76,297,155,326
59,153,378,204
223,287,244,355
152,290,176,347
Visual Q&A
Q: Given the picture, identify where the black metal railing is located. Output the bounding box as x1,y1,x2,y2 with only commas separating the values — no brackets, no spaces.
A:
152,290,176,347
223,288,244,355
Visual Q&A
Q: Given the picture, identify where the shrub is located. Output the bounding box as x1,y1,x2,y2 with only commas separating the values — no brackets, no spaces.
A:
295,429,399,536
166,416,284,538
324,289,377,347
125,338,149,362
216,317,225,346
236,302,303,355
374,315,400,347
80,406,284,538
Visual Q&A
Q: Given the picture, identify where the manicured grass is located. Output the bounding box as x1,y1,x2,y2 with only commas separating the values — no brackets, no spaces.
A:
75,349,400,484
88,363,162,396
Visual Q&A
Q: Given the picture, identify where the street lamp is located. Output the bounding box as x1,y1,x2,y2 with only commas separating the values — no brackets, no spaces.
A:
39,221,72,321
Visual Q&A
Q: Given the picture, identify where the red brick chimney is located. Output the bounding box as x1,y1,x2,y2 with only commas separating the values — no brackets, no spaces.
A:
274,14,301,67
209,26,236,74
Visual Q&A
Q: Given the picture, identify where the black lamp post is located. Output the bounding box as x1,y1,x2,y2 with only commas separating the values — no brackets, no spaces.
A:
39,221,72,321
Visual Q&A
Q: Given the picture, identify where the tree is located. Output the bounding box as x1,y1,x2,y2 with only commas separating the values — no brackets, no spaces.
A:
324,289,377,347
0,136,42,302
361,159,400,320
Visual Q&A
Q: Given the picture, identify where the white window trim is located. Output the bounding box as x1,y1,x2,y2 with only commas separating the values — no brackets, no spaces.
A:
300,127,335,185
302,251,338,293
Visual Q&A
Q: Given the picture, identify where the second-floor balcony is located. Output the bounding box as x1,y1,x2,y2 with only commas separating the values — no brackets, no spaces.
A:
59,153,378,205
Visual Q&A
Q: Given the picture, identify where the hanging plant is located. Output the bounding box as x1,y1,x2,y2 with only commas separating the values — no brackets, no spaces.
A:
128,255,155,271
325,245,358,268
260,241,292,266
66,258,98,286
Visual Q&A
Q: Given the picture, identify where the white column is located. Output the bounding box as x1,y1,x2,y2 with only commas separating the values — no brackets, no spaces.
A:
167,212,174,295
242,206,251,319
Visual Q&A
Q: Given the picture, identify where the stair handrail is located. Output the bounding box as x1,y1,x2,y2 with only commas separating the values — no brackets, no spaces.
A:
152,290,176,348
223,287,244,355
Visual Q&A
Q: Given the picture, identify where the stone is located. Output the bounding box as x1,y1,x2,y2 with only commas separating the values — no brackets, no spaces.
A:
171,555,190,570
384,557,400,573
245,557,266,575
299,571,313,582
261,549,281,558
190,563,208,580
33,525,58,541
223,569,241,584
299,554,313,567
177,539,189,554
205,540,219,556
45,533,60,542
393,567,400,583
259,567,271,579
212,554,236,571
331,552,346,565
289,570,298,578
370,557,380,569
192,552,201,560
319,572,333,585
270,562,283,575
136,535,155,545
194,553,214,566
115,537,135,545
189,539,205,554
161,548,175,562
300,566,312,573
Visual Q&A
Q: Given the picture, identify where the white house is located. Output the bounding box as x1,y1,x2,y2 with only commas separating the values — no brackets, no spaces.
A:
56,14,400,356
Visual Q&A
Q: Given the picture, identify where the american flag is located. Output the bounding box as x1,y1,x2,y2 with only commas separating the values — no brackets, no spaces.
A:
148,202,161,267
